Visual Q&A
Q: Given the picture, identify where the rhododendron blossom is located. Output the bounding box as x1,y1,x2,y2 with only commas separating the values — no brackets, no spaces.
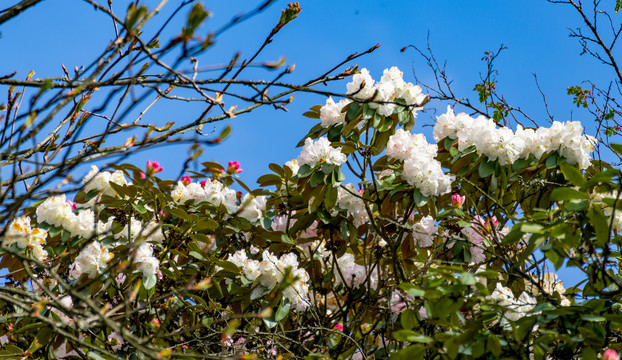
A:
297,137,347,167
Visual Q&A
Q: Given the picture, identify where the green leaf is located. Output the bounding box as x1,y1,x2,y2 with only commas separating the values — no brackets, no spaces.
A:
393,330,433,343
581,315,606,322
297,164,313,178
560,163,587,188
611,143,622,155
545,153,558,169
400,309,418,330
550,187,587,201
521,223,544,233
413,189,429,207
458,273,476,285
250,284,271,301
588,206,610,246
275,298,291,322
487,335,501,356
189,251,206,261
392,344,426,360
478,158,496,178
194,219,219,232
143,274,157,290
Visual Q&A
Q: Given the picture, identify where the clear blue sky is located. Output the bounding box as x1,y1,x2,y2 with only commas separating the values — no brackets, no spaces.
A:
1,0,613,283
1,1,608,181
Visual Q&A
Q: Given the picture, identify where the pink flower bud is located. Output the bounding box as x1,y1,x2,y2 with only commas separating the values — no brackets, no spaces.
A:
151,318,160,328
604,350,620,360
451,194,465,208
485,215,499,229
334,323,344,332
227,160,242,174
181,176,192,185
146,160,163,176
200,180,207,187
358,188,364,195
67,200,77,210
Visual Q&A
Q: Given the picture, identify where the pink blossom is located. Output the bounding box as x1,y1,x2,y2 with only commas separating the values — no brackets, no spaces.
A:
115,273,126,285
66,200,77,210
200,180,207,187
485,215,500,229
146,160,163,176
227,160,243,174
151,318,160,328
451,194,465,208
334,323,344,332
604,350,620,360
220,334,233,347
181,176,192,185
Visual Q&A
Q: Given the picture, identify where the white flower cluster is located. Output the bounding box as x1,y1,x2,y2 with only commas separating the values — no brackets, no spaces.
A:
412,215,438,247
336,184,369,227
490,283,537,323
172,179,237,213
82,165,130,201
112,217,164,243
69,241,113,279
334,252,378,289
536,273,571,306
297,137,347,168
320,97,352,128
386,129,454,197
346,67,426,117
226,250,311,311
133,243,160,279
434,106,596,169
285,159,300,175
36,195,100,239
271,213,318,238
238,195,267,223
3,216,48,262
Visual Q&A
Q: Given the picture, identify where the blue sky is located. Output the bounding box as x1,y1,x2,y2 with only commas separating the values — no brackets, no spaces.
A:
0,1,608,182
1,1,613,283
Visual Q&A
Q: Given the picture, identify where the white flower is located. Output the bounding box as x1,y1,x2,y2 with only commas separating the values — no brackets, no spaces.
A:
285,159,300,176
172,179,238,213
3,216,49,261
334,253,377,289
65,209,96,239
36,195,74,228
403,157,454,197
490,283,537,323
227,250,311,311
238,195,267,223
412,216,437,247
346,68,376,101
134,243,160,279
386,129,436,161
82,165,129,198
69,242,113,279
271,213,317,238
336,184,369,227
320,97,351,128
398,83,426,107
297,137,347,167
435,107,595,169
107,331,124,351
50,295,74,327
